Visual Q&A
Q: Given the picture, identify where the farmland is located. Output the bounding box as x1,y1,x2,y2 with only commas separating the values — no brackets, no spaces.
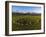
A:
12,13,41,31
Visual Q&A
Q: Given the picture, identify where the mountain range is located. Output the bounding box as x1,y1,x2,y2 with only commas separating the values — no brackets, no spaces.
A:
12,12,41,16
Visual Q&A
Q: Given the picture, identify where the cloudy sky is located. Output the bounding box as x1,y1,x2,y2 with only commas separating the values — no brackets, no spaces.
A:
12,6,41,13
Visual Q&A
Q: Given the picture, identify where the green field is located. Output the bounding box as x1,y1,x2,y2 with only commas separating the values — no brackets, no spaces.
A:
12,14,41,31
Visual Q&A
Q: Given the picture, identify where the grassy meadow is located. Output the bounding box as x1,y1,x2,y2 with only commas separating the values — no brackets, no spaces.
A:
12,13,41,31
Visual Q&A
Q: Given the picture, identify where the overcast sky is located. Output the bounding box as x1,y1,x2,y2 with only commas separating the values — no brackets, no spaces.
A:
12,6,41,13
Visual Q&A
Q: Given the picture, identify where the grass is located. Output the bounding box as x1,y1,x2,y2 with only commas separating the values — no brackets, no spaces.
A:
12,14,41,31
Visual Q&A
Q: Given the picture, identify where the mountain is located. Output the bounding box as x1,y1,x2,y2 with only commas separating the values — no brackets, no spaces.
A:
12,12,41,16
